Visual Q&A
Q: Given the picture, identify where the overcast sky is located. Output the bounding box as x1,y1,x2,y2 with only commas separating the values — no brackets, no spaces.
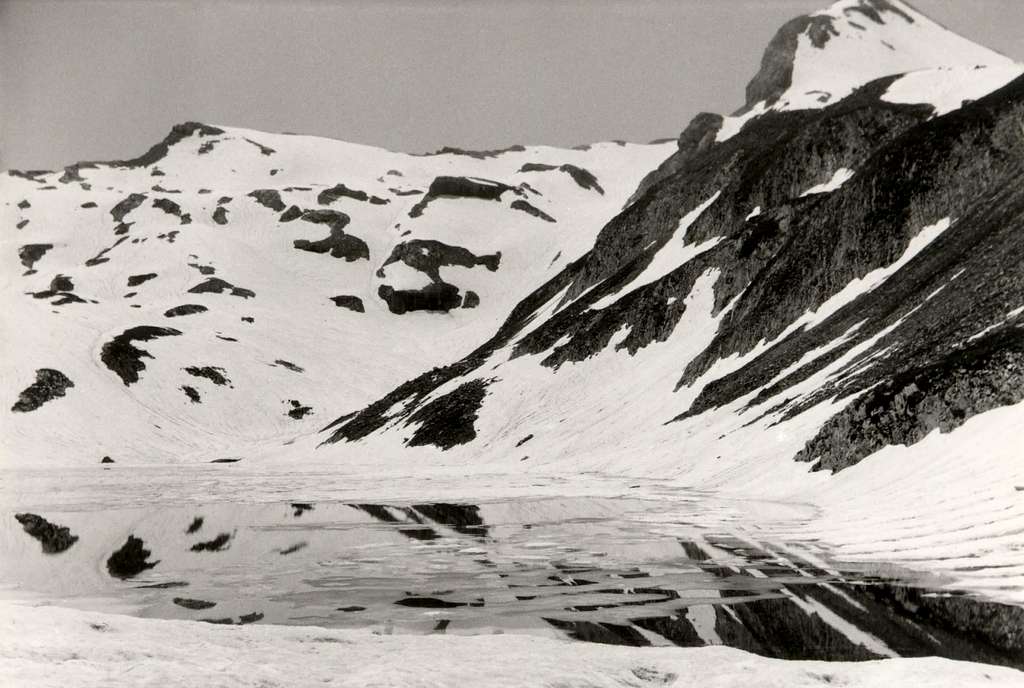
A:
1,0,1021,170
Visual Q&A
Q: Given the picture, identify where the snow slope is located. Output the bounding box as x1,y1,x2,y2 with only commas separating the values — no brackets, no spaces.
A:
5,599,1021,688
1,125,674,465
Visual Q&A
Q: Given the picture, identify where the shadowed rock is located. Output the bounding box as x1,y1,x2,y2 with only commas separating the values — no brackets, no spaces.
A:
405,380,489,450
330,295,364,312
318,183,388,206
127,273,157,287
287,400,313,419
518,163,604,194
14,513,78,553
511,199,556,222
164,304,208,318
110,193,147,222
248,189,285,212
212,207,229,225
279,205,302,222
409,176,518,218
184,366,230,386
293,210,369,261
378,283,462,314
100,326,182,385
188,277,254,299
380,239,500,283
11,368,74,412
182,385,201,403
19,244,53,273
152,197,190,224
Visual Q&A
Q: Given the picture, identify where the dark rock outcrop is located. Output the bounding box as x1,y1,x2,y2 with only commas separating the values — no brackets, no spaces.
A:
330,295,364,312
409,176,518,218
188,278,255,299
184,366,231,386
405,379,489,449
293,210,369,261
14,513,78,553
511,199,556,222
127,273,157,287
378,283,463,314
11,368,74,412
380,239,500,283
317,183,388,206
19,243,53,273
164,304,208,318
110,193,147,222
248,189,286,212
100,326,182,385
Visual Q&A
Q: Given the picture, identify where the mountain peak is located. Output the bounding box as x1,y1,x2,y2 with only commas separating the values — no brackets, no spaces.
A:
742,0,1015,113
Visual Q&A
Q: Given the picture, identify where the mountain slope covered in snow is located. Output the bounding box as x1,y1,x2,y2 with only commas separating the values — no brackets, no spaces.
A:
320,0,1024,607
3,0,1024,673
1,125,673,463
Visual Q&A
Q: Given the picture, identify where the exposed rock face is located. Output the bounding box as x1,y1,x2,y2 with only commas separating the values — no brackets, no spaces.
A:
110,193,147,222
212,206,229,225
378,283,463,314
184,366,231,386
14,513,78,553
248,189,285,212
101,326,182,385
164,304,208,318
18,243,53,273
152,197,190,224
406,379,489,449
127,273,157,287
324,57,1024,486
511,199,556,222
293,210,369,261
330,295,364,312
317,183,388,206
518,163,604,194
11,369,74,412
381,240,499,282
794,328,1024,472
409,176,518,218
628,112,724,206
416,144,526,160
188,278,254,298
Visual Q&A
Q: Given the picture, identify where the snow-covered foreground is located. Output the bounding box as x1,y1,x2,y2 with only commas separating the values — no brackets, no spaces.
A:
3,598,1022,688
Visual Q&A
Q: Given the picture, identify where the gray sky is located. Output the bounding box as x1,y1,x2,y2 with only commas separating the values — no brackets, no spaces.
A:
2,0,1021,171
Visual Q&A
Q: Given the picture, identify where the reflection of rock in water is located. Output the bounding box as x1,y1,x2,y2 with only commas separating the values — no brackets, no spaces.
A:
411,503,488,537
14,513,78,553
107,536,159,578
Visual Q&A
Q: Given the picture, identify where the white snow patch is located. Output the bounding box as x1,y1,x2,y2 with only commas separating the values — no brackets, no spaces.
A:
800,168,854,196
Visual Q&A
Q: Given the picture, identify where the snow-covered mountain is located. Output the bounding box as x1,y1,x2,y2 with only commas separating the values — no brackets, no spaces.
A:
4,0,1024,672
316,0,1024,608
2,125,673,463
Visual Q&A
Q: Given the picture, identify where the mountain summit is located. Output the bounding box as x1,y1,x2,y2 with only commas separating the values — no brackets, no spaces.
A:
744,0,1017,113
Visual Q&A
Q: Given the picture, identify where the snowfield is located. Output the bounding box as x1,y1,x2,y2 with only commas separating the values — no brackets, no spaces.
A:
3,598,1023,688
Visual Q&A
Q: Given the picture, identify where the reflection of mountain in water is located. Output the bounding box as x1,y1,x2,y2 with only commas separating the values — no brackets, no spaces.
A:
5,497,1022,669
